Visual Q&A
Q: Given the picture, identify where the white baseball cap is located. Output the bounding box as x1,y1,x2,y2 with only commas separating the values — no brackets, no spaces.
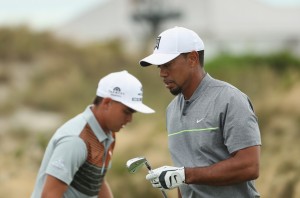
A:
96,70,155,114
140,26,205,67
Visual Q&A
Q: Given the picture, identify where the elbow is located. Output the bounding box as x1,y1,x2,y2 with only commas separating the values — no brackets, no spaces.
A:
250,170,259,180
248,163,260,180
253,167,259,180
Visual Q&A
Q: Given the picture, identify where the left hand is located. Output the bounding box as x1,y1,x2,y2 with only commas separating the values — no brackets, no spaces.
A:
146,166,185,190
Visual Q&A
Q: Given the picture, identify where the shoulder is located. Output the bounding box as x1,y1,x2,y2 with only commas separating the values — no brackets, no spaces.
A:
52,136,87,154
213,80,256,113
205,77,255,112
210,78,249,101
54,113,87,138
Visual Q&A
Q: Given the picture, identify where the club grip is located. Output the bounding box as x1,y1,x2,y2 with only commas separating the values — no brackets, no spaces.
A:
161,190,168,198
145,161,168,198
144,161,152,171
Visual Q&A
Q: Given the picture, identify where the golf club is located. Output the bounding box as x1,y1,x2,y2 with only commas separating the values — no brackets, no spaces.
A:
126,157,168,198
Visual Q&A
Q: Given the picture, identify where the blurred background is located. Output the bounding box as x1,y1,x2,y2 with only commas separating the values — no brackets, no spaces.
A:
0,0,300,197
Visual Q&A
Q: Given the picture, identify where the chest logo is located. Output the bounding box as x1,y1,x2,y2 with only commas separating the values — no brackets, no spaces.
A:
196,118,204,123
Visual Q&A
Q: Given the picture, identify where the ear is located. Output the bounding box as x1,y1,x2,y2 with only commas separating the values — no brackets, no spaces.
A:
188,51,199,67
102,98,113,110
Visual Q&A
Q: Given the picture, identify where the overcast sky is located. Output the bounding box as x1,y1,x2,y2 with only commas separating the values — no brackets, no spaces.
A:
0,0,299,31
0,0,106,30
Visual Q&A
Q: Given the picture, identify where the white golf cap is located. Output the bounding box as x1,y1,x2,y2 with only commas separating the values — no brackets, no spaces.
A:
140,26,205,67
96,70,155,114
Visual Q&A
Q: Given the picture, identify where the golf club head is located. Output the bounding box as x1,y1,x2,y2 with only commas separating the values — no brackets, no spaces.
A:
126,157,147,173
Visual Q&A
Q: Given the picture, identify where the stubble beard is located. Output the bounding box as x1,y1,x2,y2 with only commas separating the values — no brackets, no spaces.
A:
170,86,182,96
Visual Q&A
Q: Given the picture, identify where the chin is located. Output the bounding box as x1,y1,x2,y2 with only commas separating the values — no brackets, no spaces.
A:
170,88,182,96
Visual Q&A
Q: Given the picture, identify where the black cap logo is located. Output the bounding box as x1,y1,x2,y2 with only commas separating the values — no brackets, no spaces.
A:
154,36,161,50
138,87,143,96
113,87,121,93
110,87,124,97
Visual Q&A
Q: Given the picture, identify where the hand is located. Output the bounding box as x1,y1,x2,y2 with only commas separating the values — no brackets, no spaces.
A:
146,166,185,190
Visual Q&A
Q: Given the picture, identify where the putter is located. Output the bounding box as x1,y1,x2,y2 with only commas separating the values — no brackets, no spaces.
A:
126,157,168,198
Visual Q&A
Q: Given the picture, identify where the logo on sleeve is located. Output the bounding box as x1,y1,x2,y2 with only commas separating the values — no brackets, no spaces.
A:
51,159,66,170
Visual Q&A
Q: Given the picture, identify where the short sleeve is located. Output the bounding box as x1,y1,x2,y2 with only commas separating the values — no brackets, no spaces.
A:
46,136,87,184
222,90,261,154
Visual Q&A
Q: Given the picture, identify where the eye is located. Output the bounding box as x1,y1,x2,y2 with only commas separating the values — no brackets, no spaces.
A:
123,109,131,115
158,64,169,70
123,108,135,115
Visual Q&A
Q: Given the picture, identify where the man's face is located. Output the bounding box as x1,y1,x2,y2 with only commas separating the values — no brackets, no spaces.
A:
95,99,135,133
157,54,192,96
107,101,136,132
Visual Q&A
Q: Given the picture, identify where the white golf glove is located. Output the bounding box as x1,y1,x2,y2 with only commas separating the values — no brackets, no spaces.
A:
146,166,185,190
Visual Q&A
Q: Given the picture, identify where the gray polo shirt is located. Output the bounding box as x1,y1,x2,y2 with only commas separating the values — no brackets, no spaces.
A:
31,105,115,198
167,74,261,198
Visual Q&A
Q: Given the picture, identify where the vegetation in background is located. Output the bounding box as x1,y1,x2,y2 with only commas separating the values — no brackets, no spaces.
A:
0,26,300,198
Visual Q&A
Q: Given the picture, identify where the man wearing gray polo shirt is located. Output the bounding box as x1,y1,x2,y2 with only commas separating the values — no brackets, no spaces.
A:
31,70,154,198
140,27,261,198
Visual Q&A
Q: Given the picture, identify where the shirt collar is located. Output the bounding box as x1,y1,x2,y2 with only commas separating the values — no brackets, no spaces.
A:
186,73,213,102
82,105,113,142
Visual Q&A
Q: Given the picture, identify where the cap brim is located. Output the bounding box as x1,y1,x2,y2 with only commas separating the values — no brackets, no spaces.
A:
139,53,180,67
122,101,155,114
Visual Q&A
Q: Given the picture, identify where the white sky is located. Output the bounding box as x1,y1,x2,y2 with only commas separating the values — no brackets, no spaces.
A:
262,0,300,5
0,0,106,30
0,0,299,31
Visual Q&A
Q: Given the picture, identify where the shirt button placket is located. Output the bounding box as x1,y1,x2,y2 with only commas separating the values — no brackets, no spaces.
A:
182,101,190,116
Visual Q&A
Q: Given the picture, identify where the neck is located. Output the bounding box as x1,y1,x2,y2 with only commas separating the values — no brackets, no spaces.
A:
183,70,206,100
91,105,110,134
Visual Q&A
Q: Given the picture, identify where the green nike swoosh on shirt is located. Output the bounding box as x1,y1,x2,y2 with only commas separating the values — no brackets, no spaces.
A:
168,127,219,137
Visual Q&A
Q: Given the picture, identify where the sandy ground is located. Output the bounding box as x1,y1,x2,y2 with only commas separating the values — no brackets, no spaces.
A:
0,168,36,198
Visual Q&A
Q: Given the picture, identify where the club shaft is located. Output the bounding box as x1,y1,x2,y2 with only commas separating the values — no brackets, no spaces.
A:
144,161,152,171
160,189,168,198
145,161,168,198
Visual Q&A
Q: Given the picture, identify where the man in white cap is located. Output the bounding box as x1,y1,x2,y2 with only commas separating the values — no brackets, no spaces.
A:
140,27,261,198
31,70,154,198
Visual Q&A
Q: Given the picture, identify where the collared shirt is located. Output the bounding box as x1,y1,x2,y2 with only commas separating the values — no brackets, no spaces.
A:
31,105,115,198
167,74,261,198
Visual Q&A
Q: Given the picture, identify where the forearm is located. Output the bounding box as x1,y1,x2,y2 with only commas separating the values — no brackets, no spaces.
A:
177,188,182,198
98,179,114,198
41,175,68,198
185,146,260,186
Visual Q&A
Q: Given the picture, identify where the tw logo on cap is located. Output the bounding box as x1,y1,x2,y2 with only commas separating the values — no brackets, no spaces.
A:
154,36,161,50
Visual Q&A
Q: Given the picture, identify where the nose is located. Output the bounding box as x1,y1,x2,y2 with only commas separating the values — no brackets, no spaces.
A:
159,66,168,77
126,113,133,123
